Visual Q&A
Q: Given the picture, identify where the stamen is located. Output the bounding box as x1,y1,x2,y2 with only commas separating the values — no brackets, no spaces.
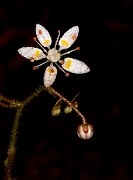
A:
33,60,49,70
33,66,37,70
30,57,35,62
55,62,67,74
61,47,80,56
33,37,37,41
54,30,60,49
65,72,70,77
33,37,47,53
71,92,80,102
59,60,64,64
55,61,69,76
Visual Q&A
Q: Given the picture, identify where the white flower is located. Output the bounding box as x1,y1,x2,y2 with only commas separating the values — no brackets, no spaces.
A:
77,124,94,139
18,24,90,87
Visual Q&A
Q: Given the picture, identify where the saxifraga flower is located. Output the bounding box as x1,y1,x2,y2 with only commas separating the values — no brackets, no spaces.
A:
18,24,90,87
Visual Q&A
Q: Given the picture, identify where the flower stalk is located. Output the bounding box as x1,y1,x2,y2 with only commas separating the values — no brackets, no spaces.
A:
1,85,92,180
48,87,87,124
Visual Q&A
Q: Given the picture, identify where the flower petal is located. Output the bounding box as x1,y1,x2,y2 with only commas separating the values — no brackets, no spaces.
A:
18,47,46,61
44,66,57,87
58,26,79,50
62,58,90,74
36,24,52,48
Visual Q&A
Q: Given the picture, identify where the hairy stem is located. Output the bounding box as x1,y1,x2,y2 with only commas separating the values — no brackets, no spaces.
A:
1,85,87,180
3,85,46,180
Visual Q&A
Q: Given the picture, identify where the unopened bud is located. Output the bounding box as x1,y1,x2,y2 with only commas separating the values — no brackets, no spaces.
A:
77,124,94,139
72,101,78,108
52,107,61,116
64,106,72,114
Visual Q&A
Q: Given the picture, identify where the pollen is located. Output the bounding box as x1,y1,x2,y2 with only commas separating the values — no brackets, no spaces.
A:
38,30,42,34
60,40,69,47
72,34,77,40
43,40,50,45
65,59,72,69
34,50,40,57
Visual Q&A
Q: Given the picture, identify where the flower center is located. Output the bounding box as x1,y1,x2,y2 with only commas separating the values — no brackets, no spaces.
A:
47,48,61,62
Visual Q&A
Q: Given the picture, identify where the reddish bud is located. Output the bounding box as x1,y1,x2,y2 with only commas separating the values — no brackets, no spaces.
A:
77,124,94,139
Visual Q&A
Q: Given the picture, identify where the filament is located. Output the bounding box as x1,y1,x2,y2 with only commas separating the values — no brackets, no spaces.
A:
61,47,80,57
54,30,60,49
33,60,49,70
55,62,67,74
33,37,47,53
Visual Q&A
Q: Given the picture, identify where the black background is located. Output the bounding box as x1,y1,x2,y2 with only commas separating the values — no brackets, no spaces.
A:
0,0,133,179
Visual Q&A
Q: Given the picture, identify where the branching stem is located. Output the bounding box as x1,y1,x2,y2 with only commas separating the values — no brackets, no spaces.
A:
1,85,87,180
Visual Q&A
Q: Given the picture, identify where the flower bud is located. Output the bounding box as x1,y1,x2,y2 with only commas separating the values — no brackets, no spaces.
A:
51,106,61,116
64,106,72,114
77,124,94,139
72,101,78,108
52,98,62,116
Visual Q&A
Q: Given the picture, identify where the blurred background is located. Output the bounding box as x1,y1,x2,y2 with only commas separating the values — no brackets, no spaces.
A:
0,0,133,179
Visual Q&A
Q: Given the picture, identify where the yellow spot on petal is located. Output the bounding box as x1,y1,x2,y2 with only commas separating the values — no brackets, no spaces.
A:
65,59,72,69
61,40,69,47
34,50,40,57
47,68,54,73
43,40,50,45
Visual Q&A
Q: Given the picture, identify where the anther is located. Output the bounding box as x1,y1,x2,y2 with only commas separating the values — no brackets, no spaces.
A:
59,60,64,64
30,57,34,62
33,37,37,41
33,66,37,70
76,47,80,50
65,72,70,77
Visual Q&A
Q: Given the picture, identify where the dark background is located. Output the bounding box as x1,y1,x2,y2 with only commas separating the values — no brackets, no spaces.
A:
0,0,133,179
